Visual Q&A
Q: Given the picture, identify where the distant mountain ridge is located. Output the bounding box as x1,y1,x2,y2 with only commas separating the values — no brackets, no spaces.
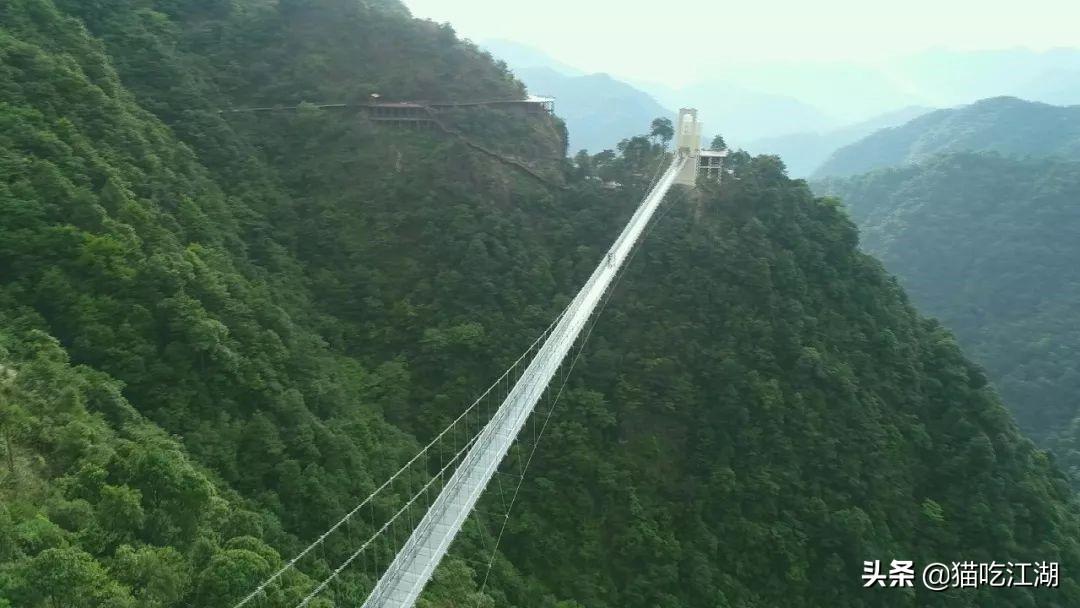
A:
744,105,933,177
481,38,585,76
814,96,1080,177
883,47,1080,107
663,48,1080,132
481,40,671,153
651,79,837,144
480,40,857,151
478,42,1080,162
513,67,673,153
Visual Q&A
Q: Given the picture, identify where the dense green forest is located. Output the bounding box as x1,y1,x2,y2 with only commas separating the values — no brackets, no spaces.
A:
814,97,1080,178
815,153,1080,480
3,0,1080,606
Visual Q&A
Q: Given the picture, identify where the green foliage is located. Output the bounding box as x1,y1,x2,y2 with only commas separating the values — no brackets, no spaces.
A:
112,544,191,608
1,1,1079,608
479,152,1080,607
650,117,674,146
11,546,135,607
815,153,1080,480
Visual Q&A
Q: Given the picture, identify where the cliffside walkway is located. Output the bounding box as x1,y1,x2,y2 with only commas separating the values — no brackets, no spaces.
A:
220,97,562,189
218,95,555,115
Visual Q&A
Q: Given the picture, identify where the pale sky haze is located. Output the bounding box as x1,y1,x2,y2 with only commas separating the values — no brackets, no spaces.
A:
401,0,1080,86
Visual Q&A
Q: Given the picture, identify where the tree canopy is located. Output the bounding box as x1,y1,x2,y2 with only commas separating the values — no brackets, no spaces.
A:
2,1,1079,607
815,152,1080,485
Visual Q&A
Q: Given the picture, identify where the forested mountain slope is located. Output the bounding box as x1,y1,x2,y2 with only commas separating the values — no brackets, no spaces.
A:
815,153,1080,480
745,105,932,178
815,97,1080,177
2,1,1080,607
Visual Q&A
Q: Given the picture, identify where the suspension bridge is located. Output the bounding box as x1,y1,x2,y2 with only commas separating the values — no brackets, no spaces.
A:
233,108,714,608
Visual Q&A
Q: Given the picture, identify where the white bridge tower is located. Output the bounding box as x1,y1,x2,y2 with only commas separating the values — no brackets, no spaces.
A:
674,108,702,186
673,107,725,187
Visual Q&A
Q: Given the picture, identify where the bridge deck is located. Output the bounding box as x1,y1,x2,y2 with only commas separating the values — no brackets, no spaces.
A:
361,154,688,608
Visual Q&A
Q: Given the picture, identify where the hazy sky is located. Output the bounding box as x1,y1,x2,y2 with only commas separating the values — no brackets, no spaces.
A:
401,0,1079,86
